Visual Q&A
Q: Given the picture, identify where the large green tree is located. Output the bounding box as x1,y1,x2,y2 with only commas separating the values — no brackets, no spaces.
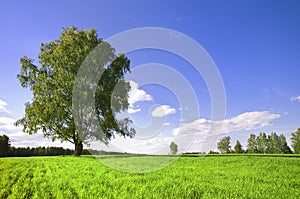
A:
16,27,135,156
291,128,300,154
217,136,231,154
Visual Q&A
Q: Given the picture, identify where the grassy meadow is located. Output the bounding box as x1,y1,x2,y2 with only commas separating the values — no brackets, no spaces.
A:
0,155,299,199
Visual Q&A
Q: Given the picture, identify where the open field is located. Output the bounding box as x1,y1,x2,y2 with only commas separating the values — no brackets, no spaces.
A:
0,155,300,199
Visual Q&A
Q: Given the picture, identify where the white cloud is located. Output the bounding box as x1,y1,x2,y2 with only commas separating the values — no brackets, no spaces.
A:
151,105,176,117
0,100,23,137
128,107,141,114
0,116,16,124
128,81,153,105
162,122,170,126
173,111,280,136
223,111,280,131
0,99,10,113
0,116,21,132
128,81,153,113
290,96,300,102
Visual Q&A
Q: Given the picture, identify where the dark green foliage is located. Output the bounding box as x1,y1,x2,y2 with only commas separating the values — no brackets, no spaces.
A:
233,140,243,153
265,132,292,154
217,133,293,155
247,134,257,153
8,146,73,157
170,141,178,155
291,128,300,154
208,150,220,154
267,132,281,154
246,132,292,154
217,136,231,153
2,135,131,157
257,132,268,154
0,135,10,157
279,134,293,154
6,146,130,157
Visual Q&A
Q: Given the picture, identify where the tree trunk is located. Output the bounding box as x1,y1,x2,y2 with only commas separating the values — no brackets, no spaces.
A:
74,141,83,156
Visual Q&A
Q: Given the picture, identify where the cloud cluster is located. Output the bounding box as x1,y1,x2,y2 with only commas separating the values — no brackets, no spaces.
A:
0,99,19,133
127,81,178,119
0,99,10,113
173,111,280,136
0,100,26,143
151,105,176,117
0,116,20,132
106,111,280,154
128,81,153,113
290,96,300,102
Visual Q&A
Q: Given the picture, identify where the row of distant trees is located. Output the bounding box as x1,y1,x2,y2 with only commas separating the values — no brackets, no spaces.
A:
2,128,300,157
0,135,137,157
0,135,86,157
217,129,300,154
0,135,77,157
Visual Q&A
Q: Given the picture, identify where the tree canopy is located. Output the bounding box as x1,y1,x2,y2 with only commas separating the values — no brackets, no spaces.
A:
233,140,243,153
217,136,231,154
291,128,300,154
267,132,280,154
257,132,268,154
0,135,10,157
170,142,178,155
15,27,135,156
247,134,257,153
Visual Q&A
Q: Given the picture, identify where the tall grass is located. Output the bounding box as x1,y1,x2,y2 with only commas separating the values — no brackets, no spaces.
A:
0,155,299,198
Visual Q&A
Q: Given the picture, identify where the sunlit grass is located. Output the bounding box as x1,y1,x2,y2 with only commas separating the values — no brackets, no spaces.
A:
0,155,299,198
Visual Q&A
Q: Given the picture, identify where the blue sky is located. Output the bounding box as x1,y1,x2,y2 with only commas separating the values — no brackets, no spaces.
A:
0,0,300,153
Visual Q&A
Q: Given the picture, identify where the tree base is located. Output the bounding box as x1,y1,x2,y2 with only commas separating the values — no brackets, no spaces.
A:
74,142,83,156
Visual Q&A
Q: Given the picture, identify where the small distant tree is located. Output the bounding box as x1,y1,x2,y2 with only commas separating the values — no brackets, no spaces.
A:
233,140,243,153
170,141,178,155
278,134,292,154
247,134,257,153
0,135,10,157
217,136,231,154
257,132,268,154
291,128,300,154
267,132,280,154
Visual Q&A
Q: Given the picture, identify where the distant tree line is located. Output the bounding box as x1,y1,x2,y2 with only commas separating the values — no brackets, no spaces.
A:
8,146,75,157
0,134,80,157
0,134,130,157
216,129,300,154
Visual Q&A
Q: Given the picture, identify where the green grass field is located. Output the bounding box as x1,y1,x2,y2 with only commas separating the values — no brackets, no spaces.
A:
0,155,299,199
